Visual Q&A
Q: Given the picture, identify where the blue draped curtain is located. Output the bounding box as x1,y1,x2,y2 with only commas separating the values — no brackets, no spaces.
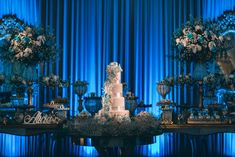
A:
0,0,234,115
39,0,235,116
0,0,235,156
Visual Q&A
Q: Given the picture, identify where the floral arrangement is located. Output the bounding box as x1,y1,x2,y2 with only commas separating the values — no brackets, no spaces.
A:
161,74,195,86
173,19,228,63
0,73,5,85
40,74,69,88
73,80,89,96
0,15,57,66
67,111,161,137
106,62,122,82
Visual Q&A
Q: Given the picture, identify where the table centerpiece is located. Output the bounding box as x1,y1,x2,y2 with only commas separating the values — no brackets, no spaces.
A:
0,15,58,106
171,18,230,109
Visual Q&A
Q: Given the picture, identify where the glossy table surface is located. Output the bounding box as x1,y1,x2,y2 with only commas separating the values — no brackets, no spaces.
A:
0,124,234,157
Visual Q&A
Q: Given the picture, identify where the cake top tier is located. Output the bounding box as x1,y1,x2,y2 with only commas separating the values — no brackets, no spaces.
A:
106,62,122,83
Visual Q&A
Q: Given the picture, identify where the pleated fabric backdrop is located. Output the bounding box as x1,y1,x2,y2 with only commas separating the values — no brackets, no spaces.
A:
0,0,235,156
0,0,234,115
39,0,235,116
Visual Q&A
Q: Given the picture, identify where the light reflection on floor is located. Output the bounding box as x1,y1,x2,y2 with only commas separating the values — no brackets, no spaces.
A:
0,132,234,157
224,133,235,156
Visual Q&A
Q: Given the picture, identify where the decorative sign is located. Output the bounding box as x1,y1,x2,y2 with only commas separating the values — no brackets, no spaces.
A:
24,111,61,124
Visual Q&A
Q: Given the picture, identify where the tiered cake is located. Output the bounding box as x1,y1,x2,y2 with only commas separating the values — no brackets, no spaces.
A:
97,62,129,120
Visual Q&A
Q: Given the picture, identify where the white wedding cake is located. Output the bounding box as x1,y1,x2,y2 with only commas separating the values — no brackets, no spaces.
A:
97,62,130,121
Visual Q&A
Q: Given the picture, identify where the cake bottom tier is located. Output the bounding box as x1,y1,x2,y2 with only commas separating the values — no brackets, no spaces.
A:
109,110,130,117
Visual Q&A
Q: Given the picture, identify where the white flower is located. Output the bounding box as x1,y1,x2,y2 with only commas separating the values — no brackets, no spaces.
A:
203,76,207,82
13,46,20,52
196,45,202,52
24,48,32,54
176,38,180,45
202,42,208,48
35,41,41,46
192,45,197,53
37,35,46,44
219,36,224,41
183,28,189,35
51,74,59,81
195,25,203,32
195,25,199,30
182,39,188,47
208,41,216,51
13,40,19,46
192,33,197,42
22,80,26,85
23,48,32,57
189,44,198,53
23,52,29,57
211,35,217,41
209,31,217,41
204,31,209,39
15,52,24,59
225,35,231,41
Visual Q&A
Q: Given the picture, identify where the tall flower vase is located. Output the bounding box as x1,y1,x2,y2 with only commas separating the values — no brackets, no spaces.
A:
78,95,83,113
157,82,171,100
73,81,88,114
193,63,207,109
157,82,173,124
27,81,33,106
12,63,37,107
198,80,203,109
0,74,5,92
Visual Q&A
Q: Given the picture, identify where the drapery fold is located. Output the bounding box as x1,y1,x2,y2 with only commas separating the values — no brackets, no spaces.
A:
0,0,234,156
0,0,234,115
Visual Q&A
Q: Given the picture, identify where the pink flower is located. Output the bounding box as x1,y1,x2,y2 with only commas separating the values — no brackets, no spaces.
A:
195,25,203,32
24,48,32,54
182,39,188,47
176,38,180,45
196,45,202,52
